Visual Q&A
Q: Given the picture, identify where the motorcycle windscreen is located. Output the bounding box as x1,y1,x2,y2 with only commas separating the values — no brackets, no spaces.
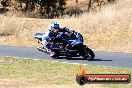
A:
34,33,44,41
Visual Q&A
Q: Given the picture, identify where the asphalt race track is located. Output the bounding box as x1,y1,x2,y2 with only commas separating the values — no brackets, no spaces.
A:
0,45,132,68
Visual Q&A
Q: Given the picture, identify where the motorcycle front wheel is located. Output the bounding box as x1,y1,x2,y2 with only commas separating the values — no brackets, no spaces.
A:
49,50,59,59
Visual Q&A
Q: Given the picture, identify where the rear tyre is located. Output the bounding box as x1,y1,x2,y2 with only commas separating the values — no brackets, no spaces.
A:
83,45,95,60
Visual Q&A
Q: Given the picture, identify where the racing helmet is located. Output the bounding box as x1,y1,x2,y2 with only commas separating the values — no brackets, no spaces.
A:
50,22,60,32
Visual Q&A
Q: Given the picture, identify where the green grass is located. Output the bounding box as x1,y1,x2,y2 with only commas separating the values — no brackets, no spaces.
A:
0,56,132,87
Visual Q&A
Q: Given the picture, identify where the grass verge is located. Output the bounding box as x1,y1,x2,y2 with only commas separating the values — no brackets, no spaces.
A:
0,56,131,88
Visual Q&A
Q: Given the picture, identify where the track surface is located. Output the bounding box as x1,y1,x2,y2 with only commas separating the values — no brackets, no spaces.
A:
0,45,132,68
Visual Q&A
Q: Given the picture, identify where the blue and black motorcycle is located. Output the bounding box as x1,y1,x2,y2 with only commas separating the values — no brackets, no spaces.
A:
34,31,95,60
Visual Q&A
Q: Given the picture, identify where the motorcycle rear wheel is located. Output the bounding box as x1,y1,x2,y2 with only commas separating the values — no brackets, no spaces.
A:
83,46,95,60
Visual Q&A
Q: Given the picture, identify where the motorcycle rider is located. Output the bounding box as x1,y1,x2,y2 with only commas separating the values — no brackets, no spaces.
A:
48,22,72,50
41,22,64,51
41,22,83,52
48,22,73,41
50,23,84,50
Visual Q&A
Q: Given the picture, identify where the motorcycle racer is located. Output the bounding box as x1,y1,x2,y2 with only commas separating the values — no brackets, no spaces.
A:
41,22,83,51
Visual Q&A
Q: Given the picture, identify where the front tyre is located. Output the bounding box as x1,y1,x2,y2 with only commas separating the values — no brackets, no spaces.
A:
49,51,59,59
83,45,95,60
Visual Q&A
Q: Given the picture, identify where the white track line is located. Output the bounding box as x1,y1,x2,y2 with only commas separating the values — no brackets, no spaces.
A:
34,59,39,60
32,58,88,65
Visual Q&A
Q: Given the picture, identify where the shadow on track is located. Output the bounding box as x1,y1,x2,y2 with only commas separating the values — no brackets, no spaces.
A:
90,59,112,61
57,57,112,61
